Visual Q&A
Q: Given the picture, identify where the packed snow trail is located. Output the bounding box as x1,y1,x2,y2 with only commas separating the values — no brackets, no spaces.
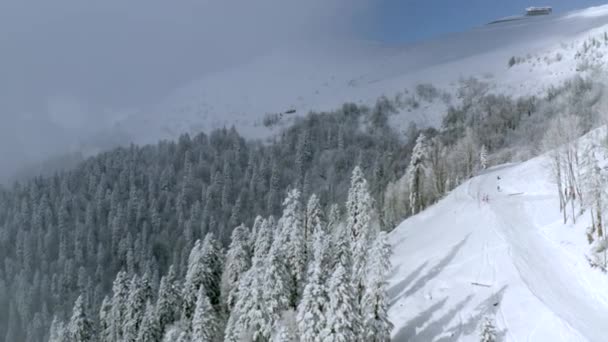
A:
389,157,608,341
479,167,608,342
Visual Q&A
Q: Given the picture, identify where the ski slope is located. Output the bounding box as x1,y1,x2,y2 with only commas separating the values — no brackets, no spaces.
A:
388,145,608,341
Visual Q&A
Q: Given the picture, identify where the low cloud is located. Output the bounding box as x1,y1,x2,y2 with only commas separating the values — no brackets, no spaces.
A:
0,0,372,183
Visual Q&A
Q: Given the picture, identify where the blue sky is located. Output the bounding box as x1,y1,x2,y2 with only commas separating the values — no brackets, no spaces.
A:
370,0,608,43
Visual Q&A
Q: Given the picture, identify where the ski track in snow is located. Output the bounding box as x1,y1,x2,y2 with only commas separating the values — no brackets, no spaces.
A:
481,169,608,342
389,156,608,341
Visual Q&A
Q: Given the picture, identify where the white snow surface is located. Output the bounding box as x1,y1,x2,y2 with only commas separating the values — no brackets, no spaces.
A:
109,5,608,145
388,129,608,341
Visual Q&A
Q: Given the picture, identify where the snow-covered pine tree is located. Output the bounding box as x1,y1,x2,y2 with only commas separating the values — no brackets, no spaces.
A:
327,204,341,234
250,215,265,255
199,233,224,307
221,224,252,310
98,296,112,342
225,216,276,342
407,133,429,214
263,228,293,334
253,218,273,261
279,189,307,308
110,270,130,341
192,287,220,342
182,240,204,321
480,145,488,170
305,194,324,258
345,166,377,305
361,232,393,342
136,301,161,342
123,276,148,342
224,265,272,342
331,219,353,275
297,228,329,342
156,265,181,336
67,295,94,342
321,264,360,342
479,316,497,342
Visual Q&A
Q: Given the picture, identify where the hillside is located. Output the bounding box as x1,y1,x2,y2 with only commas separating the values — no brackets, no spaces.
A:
388,128,608,341
111,5,608,144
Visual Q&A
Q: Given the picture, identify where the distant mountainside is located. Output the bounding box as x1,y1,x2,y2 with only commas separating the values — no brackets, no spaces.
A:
108,5,608,144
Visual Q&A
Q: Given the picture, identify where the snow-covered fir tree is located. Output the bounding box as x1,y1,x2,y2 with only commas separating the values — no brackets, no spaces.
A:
345,166,377,304
123,275,152,342
136,301,161,342
221,224,251,310
279,189,307,308
110,270,130,341
156,266,181,336
67,295,94,342
480,145,488,170
191,287,220,342
263,226,293,334
224,264,272,342
305,194,325,256
407,133,429,215
296,229,329,342
98,296,112,342
321,264,360,342
361,232,393,342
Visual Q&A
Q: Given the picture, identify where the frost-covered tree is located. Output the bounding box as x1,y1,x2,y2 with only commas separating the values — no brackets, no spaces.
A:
480,145,488,170
98,296,112,342
279,189,306,307
67,295,94,342
192,287,220,342
221,224,252,310
250,216,265,255
136,301,161,342
225,217,276,341
224,266,272,342
253,218,274,261
263,229,292,332
321,264,360,342
361,232,393,341
156,266,181,335
297,229,329,342
345,166,376,304
407,134,429,214
581,148,606,242
479,316,497,342
123,276,151,342
305,194,324,252
543,115,583,224
110,270,130,341
327,204,341,234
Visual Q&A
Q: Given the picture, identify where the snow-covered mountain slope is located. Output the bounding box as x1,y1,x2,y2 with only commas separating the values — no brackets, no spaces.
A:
388,129,608,341
112,5,608,144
